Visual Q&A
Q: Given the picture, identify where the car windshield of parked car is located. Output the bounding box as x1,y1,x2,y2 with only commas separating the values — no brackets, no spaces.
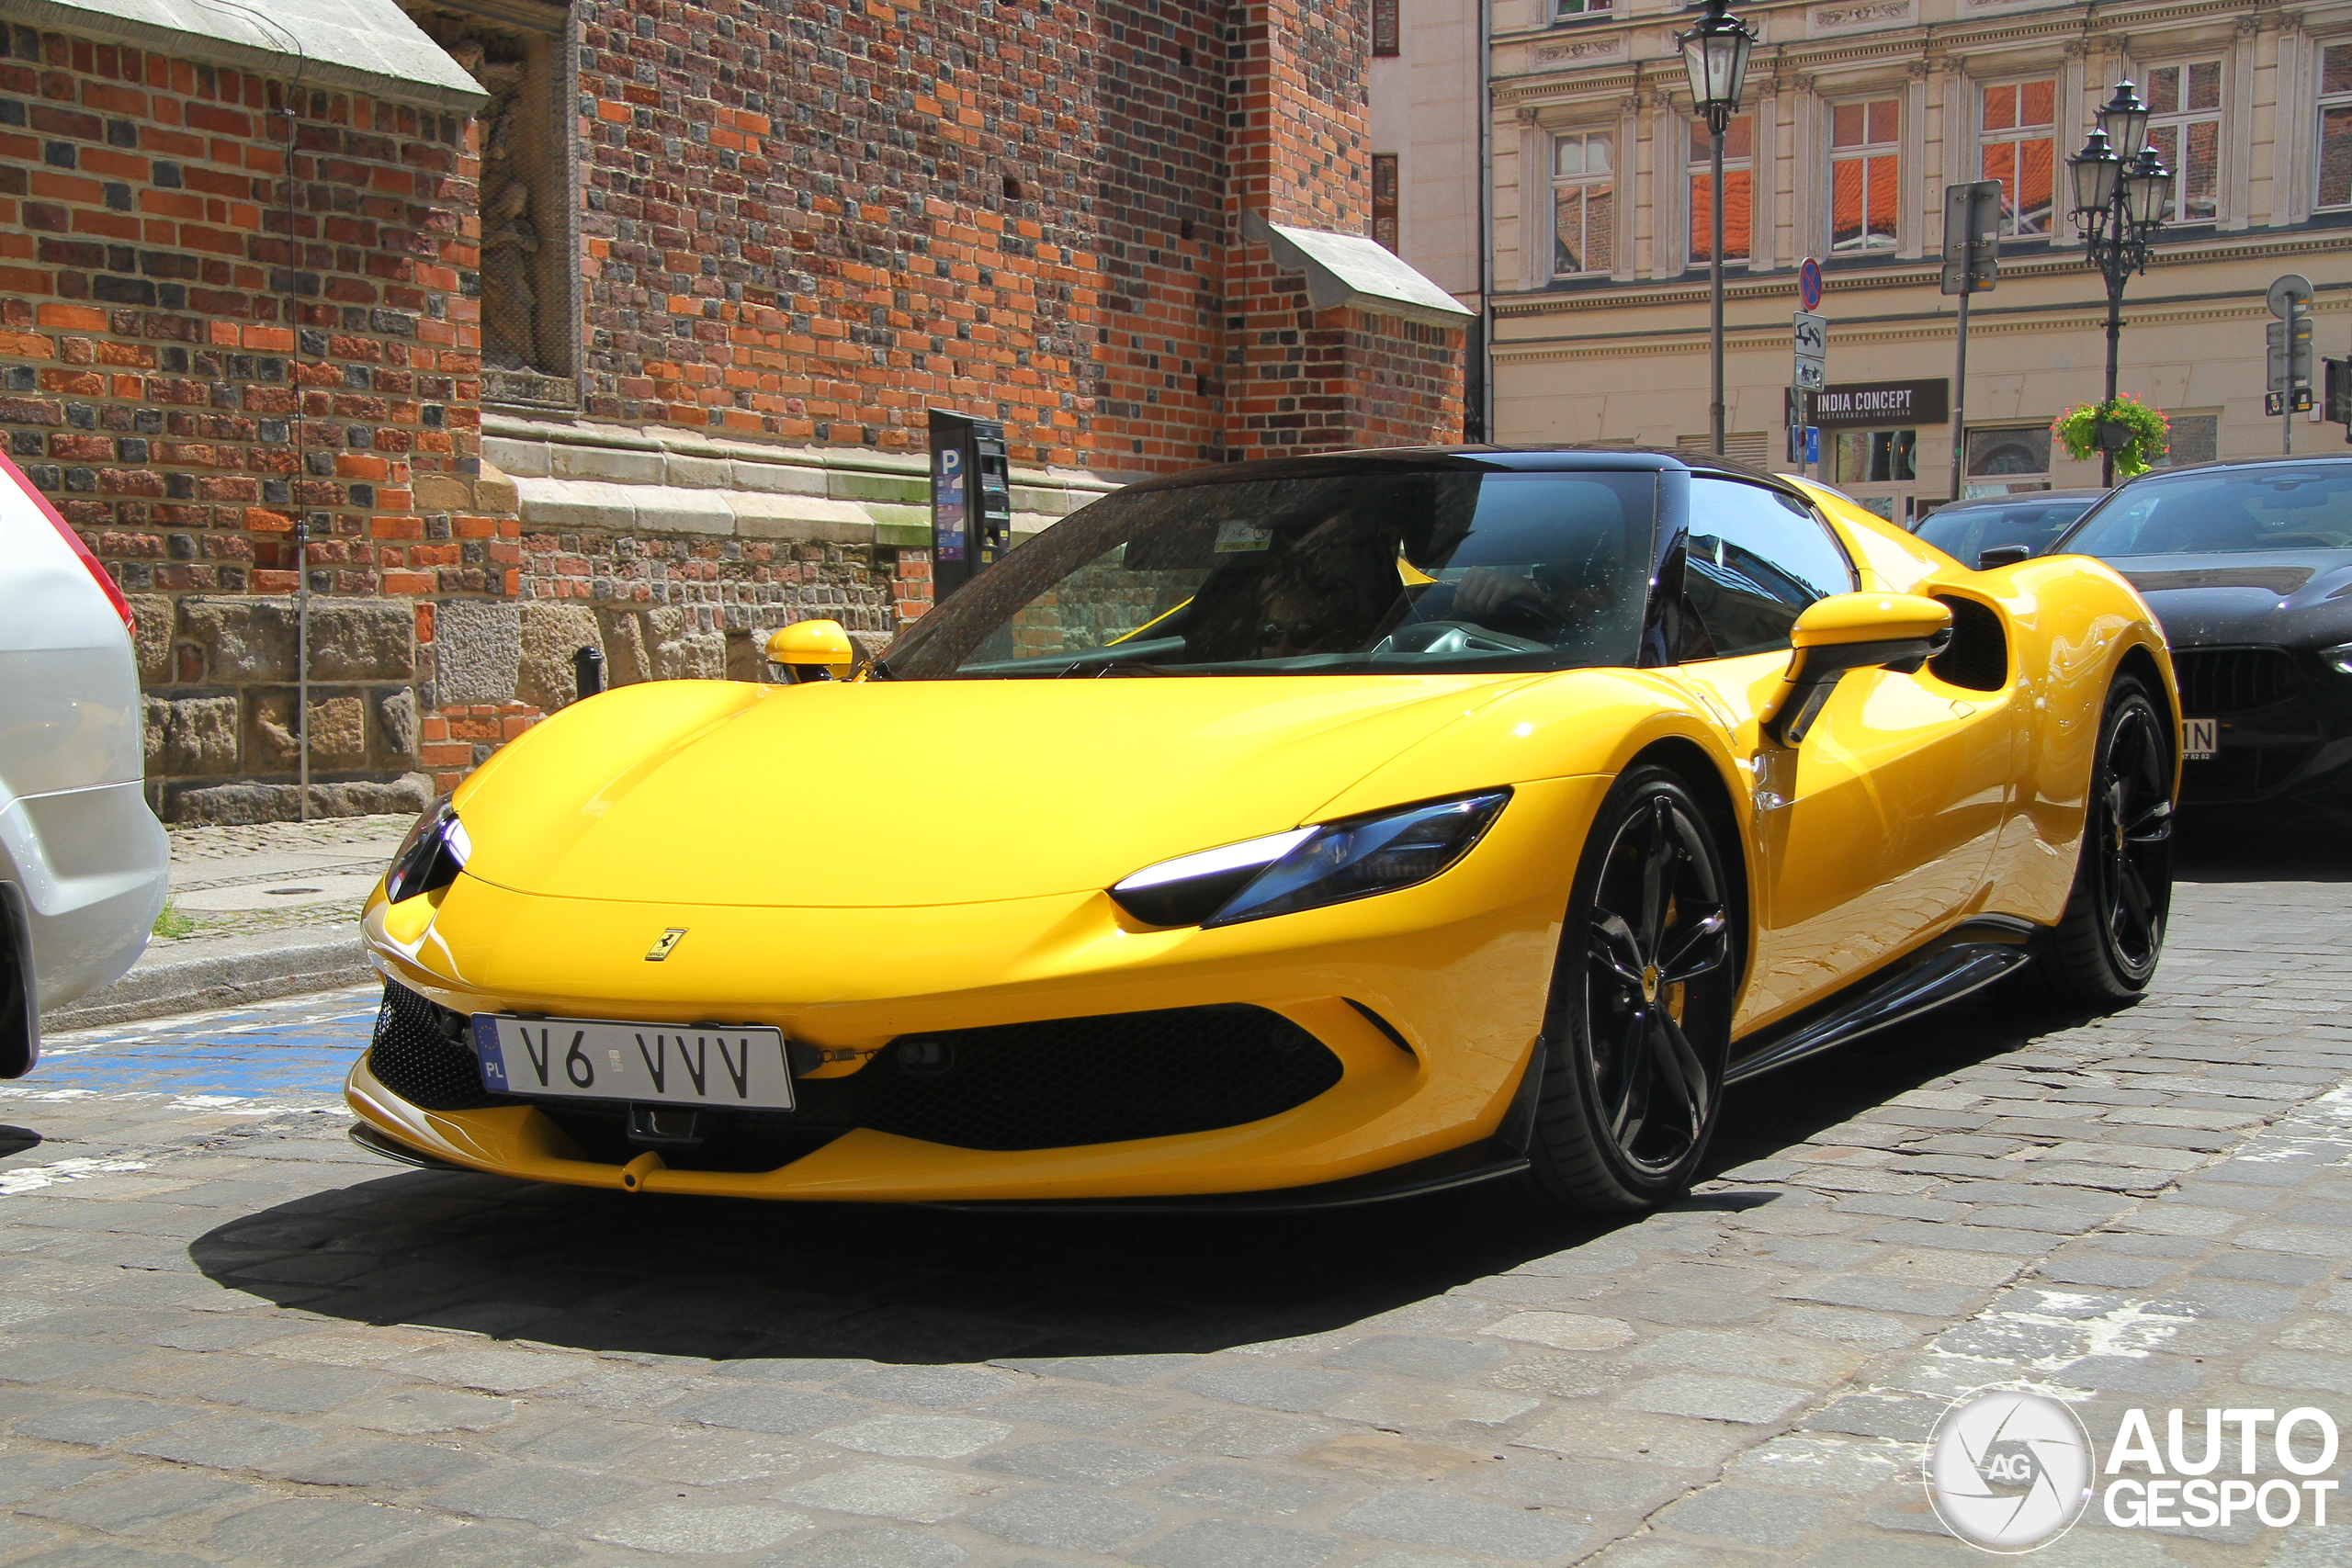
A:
882,469,1658,677
1916,496,2096,563
2065,466,2352,557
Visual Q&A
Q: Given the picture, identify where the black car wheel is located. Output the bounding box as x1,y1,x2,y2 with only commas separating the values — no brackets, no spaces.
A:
2046,673,2174,1004
1518,766,1739,1213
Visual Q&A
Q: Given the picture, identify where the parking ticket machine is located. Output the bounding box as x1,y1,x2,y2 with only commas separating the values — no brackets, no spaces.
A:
928,409,1012,600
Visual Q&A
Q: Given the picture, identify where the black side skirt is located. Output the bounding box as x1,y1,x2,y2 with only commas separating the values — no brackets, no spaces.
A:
1724,921,2036,1086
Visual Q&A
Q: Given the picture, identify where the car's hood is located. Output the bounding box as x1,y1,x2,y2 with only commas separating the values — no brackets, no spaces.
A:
454,673,1537,907
2103,551,2352,646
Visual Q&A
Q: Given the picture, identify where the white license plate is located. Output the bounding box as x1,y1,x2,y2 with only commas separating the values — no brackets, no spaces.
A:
472,1015,794,1110
2184,717,2219,760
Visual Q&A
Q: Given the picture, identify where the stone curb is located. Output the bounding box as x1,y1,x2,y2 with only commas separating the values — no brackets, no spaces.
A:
38,935,374,1033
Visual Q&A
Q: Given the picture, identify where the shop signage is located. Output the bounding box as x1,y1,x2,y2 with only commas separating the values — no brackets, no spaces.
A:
1809,378,1950,429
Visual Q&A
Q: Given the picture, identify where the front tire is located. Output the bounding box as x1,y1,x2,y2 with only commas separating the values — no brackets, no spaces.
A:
2044,672,2174,1005
1516,766,1739,1213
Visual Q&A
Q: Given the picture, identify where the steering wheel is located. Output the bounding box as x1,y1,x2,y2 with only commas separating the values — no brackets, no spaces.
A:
1381,620,1554,657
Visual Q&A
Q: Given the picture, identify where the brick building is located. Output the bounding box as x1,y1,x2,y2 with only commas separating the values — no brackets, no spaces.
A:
1,0,1470,822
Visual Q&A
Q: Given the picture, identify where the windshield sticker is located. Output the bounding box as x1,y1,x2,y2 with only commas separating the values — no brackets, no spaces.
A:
1216,521,1273,553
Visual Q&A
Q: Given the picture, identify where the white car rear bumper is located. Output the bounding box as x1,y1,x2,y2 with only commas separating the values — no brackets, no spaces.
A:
2,780,169,1015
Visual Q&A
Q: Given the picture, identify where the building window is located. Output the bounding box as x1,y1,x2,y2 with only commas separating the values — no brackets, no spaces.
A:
1830,98,1900,253
2151,412,2220,468
1981,79,2055,238
1830,429,1917,485
1373,0,1399,56
1688,115,1753,265
1372,154,1399,251
1553,132,1615,276
2146,62,2222,223
1556,0,1611,17
2319,43,2352,209
1963,426,2053,496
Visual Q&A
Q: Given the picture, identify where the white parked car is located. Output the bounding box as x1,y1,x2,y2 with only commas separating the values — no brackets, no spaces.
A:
0,454,170,1071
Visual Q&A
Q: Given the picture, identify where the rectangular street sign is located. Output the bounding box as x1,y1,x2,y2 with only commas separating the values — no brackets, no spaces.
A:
2268,315,2313,396
1795,359,1826,391
1940,180,2002,296
1793,311,1827,360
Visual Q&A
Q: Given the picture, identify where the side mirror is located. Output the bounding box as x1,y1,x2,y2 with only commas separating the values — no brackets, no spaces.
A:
1977,544,2034,570
764,618,855,683
1762,592,1954,746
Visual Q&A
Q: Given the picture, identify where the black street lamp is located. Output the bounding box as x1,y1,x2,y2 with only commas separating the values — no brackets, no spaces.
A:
1678,0,1757,457
2067,82,2170,485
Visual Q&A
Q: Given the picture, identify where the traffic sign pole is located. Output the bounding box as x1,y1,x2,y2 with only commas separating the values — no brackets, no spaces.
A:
1792,271,1825,480
1942,181,2000,502
2268,275,2315,457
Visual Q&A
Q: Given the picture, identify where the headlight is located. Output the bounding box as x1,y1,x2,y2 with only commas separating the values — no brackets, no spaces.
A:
1110,790,1510,929
383,798,471,903
2324,642,2352,677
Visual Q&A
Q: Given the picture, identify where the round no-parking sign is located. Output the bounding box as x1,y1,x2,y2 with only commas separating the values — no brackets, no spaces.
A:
1799,256,1823,312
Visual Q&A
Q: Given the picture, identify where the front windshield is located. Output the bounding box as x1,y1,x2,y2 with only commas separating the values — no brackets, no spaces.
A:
2065,466,2352,557
883,468,1658,678
1917,497,2095,562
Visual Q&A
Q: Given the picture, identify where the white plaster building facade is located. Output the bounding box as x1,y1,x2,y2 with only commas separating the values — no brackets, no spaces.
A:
1392,0,2352,515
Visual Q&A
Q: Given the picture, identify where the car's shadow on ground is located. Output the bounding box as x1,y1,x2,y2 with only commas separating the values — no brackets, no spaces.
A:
187,983,2093,1365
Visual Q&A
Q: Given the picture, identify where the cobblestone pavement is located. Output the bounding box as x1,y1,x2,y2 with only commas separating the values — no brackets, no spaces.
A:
2,829,2348,1567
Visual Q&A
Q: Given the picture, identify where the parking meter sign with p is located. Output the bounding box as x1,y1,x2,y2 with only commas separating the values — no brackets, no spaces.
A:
930,409,1013,600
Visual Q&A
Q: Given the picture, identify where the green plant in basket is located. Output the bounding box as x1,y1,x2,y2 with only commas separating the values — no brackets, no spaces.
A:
2052,396,2169,479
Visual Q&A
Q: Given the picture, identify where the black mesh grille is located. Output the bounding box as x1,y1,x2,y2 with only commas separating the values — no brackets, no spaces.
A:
849,1005,1344,1151
368,981,514,1111
1930,595,2007,693
370,991,1342,1163
2173,647,2307,714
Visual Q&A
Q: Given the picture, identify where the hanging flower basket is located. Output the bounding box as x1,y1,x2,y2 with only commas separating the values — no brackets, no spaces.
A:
2051,396,2169,480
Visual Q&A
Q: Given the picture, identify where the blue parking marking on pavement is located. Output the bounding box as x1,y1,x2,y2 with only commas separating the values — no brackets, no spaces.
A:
17,986,381,1107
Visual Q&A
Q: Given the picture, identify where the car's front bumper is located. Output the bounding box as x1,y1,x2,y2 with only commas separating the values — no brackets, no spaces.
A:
347,773,1607,1201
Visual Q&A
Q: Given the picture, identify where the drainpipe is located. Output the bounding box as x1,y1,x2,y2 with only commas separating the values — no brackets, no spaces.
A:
1475,0,1495,442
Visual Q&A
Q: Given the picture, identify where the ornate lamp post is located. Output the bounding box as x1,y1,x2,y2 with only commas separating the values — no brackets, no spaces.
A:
2066,82,2170,485
1677,0,1757,457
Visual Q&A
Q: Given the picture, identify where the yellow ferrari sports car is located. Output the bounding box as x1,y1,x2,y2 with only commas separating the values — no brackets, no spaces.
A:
349,448,2178,1213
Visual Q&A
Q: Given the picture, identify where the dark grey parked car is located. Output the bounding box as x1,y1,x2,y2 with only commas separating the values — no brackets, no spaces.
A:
2052,457,2352,810
1915,489,2108,568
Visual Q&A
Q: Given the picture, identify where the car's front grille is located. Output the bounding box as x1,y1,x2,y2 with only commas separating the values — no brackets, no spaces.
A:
365,987,1346,1167
849,1005,1345,1152
367,980,515,1111
2172,647,2307,714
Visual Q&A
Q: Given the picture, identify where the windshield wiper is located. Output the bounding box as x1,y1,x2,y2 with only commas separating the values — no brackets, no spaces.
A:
1057,658,1173,677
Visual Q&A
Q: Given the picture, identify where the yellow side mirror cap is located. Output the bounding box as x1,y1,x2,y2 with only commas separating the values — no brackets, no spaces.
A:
764,618,855,680
1789,592,1952,649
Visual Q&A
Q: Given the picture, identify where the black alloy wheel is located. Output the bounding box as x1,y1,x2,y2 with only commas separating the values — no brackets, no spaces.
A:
2047,674,2174,1003
1518,765,1739,1213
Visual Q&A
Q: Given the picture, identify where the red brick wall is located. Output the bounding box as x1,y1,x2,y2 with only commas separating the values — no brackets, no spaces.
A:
0,24,514,816
0,27,488,597
572,0,1245,471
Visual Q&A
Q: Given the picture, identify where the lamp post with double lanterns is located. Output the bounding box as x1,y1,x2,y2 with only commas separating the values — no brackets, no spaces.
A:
2066,82,2172,486
1678,0,1757,457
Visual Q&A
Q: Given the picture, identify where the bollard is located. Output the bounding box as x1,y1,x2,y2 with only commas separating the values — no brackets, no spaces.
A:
572,646,606,702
